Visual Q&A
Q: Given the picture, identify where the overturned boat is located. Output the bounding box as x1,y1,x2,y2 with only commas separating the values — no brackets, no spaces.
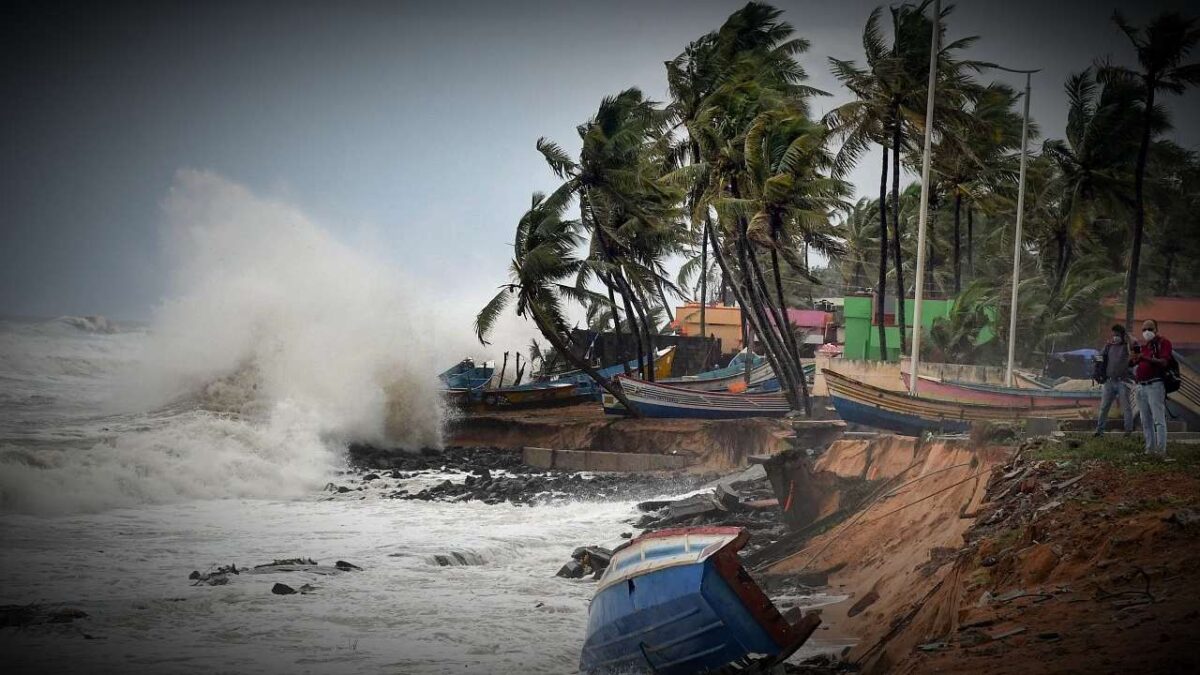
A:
580,527,819,674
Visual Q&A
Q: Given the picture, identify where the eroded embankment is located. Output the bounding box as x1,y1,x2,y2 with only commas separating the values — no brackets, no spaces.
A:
761,435,1200,674
760,436,1012,670
446,406,840,471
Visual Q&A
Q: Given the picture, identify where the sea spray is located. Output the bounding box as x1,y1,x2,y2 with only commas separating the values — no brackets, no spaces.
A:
0,170,497,513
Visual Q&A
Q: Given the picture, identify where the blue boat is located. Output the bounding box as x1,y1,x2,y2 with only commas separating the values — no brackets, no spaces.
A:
580,527,819,674
548,347,675,400
438,358,494,391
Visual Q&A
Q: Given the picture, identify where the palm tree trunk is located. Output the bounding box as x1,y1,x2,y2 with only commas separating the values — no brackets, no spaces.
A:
771,246,811,416
604,280,630,375
1125,82,1155,331
953,192,962,294
514,353,524,385
528,303,641,417
615,275,647,380
740,234,803,406
656,280,675,324
700,217,709,338
707,221,801,410
967,205,974,279
891,107,907,355
877,142,891,361
631,280,658,382
497,352,508,388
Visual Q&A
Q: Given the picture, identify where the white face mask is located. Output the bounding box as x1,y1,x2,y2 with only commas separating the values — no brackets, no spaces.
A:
1142,330,1156,342
1111,335,1122,344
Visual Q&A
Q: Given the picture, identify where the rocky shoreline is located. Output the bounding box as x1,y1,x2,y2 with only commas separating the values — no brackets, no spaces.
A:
339,444,717,506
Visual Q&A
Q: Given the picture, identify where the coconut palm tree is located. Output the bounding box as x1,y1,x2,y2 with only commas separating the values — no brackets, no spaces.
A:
475,192,639,414
1103,11,1200,329
834,197,879,290
1040,69,1141,292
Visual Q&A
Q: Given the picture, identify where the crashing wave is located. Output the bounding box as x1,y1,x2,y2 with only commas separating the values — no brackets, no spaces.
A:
56,315,121,334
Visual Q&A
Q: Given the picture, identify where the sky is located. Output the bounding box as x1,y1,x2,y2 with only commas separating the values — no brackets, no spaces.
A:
2,0,1198,322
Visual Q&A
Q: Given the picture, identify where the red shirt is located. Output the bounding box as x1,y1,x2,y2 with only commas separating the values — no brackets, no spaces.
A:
1134,336,1172,382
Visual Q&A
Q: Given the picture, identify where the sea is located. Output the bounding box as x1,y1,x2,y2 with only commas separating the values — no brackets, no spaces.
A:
0,315,645,673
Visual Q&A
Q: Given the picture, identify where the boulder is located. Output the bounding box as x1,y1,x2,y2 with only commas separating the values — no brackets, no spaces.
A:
271,583,297,595
556,560,585,579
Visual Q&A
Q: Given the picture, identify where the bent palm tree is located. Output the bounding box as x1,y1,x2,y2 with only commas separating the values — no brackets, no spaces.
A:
475,192,640,415
1103,11,1200,329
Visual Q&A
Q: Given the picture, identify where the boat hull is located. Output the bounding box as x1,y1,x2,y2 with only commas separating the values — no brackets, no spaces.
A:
901,373,1100,409
826,369,1095,436
467,383,589,410
603,376,792,419
580,527,817,674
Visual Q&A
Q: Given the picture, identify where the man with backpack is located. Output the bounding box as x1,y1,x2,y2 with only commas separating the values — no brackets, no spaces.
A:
1131,319,1174,455
1093,324,1135,436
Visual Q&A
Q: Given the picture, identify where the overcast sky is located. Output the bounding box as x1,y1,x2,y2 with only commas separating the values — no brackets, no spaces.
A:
2,0,1197,321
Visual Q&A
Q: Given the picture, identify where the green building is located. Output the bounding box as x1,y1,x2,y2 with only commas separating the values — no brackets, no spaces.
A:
842,295,995,361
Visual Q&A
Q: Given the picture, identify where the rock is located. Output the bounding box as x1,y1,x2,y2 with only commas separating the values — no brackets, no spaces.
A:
1167,508,1200,527
362,473,380,481
981,556,998,568
334,560,362,572
620,532,632,539
432,551,484,566
337,486,351,494
188,570,201,580
556,561,585,579
271,583,297,595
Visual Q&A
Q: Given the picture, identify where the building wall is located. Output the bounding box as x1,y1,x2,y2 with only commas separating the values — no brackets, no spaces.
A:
568,330,722,376
843,295,961,362
675,303,744,352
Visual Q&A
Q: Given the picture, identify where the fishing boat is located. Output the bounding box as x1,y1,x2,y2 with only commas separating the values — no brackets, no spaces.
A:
468,381,589,410
659,353,775,392
550,346,676,399
438,358,494,407
603,375,792,419
825,369,1096,436
900,372,1100,409
580,527,820,675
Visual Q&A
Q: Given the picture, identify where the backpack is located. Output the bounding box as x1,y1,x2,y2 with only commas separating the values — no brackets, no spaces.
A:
1150,341,1182,394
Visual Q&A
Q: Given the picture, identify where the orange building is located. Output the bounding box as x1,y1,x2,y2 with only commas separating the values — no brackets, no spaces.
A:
673,303,745,352
1113,296,1200,351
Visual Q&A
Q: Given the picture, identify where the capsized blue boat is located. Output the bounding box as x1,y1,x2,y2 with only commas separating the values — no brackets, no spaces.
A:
580,527,820,674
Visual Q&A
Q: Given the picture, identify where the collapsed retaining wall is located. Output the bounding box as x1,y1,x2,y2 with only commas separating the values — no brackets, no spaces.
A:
447,411,844,472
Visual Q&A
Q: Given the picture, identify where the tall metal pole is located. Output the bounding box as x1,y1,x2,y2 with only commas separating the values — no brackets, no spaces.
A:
907,0,939,394
1004,70,1035,386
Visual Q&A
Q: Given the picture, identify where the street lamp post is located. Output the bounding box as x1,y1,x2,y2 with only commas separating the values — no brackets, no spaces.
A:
995,66,1040,387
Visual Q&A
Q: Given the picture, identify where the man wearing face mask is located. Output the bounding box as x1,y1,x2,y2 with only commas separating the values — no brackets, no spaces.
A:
1094,324,1134,436
1132,318,1172,455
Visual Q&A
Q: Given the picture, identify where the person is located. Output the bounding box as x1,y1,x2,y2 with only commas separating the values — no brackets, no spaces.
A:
1131,318,1172,455
1094,324,1134,436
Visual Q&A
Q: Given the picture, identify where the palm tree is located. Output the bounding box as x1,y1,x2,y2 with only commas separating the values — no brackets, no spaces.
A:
828,0,984,358
931,81,1024,293
537,88,683,381
834,197,879,290
685,1,826,411
1104,11,1200,329
738,105,851,413
475,192,639,414
1040,69,1141,292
